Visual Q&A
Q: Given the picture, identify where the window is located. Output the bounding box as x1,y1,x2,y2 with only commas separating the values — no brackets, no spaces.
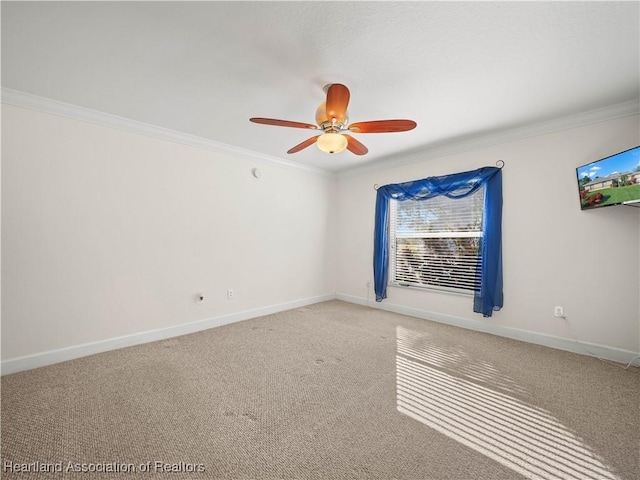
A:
373,166,502,316
389,185,485,293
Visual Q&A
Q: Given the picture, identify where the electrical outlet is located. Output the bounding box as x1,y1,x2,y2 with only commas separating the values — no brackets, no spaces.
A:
554,306,564,318
227,289,234,300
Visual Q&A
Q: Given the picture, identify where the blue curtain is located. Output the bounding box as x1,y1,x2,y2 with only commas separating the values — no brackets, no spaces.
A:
373,166,503,317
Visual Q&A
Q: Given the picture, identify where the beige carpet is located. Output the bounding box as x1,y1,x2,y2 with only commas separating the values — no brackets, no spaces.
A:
2,300,639,479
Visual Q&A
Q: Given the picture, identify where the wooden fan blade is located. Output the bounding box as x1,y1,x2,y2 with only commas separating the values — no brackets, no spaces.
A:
250,118,318,129
325,84,350,124
287,135,321,154
344,135,368,155
348,120,417,133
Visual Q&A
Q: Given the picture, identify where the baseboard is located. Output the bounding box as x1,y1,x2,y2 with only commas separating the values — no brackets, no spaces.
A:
1,293,337,376
5,292,636,375
336,293,640,367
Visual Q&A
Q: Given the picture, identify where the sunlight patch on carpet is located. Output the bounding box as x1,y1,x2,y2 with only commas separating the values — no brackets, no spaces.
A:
396,326,620,480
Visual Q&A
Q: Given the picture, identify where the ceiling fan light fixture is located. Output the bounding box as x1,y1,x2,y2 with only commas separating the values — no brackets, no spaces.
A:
317,132,348,154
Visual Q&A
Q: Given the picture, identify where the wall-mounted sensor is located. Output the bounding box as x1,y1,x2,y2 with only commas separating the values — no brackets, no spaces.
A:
252,168,262,179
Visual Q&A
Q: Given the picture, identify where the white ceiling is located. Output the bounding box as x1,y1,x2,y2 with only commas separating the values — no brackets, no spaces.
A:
2,1,639,173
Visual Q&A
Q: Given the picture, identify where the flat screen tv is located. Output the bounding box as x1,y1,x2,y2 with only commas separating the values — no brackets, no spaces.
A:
576,146,640,210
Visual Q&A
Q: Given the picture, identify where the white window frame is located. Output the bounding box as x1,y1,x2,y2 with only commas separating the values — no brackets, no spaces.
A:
388,188,485,295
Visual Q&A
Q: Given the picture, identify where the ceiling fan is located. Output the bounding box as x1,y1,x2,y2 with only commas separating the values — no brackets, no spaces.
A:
249,83,417,155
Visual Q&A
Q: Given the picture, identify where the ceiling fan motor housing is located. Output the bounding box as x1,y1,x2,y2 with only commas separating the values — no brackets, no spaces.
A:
316,102,348,130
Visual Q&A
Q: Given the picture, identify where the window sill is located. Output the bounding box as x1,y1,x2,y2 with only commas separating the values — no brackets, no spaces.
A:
388,282,474,297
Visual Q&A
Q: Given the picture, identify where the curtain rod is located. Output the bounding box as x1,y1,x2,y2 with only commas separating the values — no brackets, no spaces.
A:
373,160,505,190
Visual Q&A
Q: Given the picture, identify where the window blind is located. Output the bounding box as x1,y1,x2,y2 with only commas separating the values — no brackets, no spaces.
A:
389,186,485,292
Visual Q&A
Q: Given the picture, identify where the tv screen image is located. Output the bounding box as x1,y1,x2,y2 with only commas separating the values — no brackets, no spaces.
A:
576,146,640,210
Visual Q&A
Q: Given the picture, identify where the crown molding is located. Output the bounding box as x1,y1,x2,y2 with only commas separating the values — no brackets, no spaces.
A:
4,88,637,180
1,88,334,178
339,99,640,178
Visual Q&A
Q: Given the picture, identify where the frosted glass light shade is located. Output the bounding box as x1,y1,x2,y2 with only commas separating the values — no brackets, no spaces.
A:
317,133,348,154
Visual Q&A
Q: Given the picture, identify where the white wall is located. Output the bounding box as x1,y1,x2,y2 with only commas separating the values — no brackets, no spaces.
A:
1,104,337,362
336,115,640,355
2,104,639,371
